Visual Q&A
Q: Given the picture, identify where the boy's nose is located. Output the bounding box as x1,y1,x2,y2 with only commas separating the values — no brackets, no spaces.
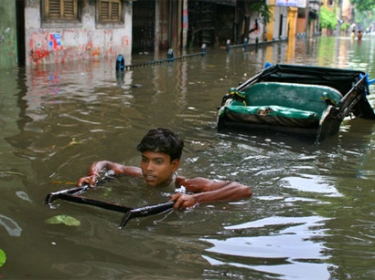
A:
146,162,154,170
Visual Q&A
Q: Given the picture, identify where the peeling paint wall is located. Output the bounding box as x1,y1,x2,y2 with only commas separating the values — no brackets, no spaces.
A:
0,0,18,69
25,0,132,66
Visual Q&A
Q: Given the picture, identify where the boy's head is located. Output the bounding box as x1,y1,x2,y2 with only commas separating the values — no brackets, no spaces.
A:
137,128,184,162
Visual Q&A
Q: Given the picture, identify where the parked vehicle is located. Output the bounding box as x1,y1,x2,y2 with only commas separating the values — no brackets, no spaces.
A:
216,63,375,142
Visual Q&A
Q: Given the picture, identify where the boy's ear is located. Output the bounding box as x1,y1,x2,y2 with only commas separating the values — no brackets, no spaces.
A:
171,159,180,172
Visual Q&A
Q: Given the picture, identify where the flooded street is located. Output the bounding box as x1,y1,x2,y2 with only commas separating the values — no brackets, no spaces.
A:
1,35,375,279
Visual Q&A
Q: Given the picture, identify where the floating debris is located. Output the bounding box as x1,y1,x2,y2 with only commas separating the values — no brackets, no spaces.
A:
45,215,81,227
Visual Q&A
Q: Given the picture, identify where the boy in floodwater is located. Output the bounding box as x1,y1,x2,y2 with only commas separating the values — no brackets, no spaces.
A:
77,128,252,209
357,30,363,41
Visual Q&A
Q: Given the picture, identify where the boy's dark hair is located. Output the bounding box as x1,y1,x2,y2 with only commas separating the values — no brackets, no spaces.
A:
137,128,184,162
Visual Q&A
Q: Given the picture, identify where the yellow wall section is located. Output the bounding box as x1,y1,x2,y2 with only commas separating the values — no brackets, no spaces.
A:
266,0,276,41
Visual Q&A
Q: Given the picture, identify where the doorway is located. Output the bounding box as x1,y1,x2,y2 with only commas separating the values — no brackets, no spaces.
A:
132,1,156,53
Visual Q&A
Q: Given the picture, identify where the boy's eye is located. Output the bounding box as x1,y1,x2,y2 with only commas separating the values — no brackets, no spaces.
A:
155,159,163,165
141,157,148,163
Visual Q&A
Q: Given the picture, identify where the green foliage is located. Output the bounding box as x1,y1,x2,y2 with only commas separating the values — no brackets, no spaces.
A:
341,22,351,31
250,2,272,24
45,215,81,226
0,249,6,268
320,6,337,30
350,0,375,26
350,0,375,13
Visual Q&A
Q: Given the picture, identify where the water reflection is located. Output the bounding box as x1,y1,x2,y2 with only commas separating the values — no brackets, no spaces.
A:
202,216,332,279
0,215,22,237
280,174,343,197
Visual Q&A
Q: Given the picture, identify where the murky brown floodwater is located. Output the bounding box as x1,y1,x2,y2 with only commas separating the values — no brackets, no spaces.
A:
1,35,375,279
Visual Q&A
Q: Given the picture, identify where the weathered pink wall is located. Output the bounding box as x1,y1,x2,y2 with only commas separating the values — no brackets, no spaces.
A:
25,0,132,66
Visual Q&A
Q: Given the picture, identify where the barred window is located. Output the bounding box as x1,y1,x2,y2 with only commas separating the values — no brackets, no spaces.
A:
98,0,122,23
44,0,78,20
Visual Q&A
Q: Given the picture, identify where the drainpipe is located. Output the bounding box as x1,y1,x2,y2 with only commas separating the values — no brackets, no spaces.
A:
169,0,172,49
182,0,188,50
305,0,310,37
155,0,160,54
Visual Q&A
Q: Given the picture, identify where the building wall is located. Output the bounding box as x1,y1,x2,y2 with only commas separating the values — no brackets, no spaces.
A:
25,0,132,66
288,7,298,37
323,0,335,12
276,7,288,39
308,0,321,37
0,0,18,69
265,0,289,41
341,0,354,23
296,18,306,34
156,0,171,51
295,0,308,36
265,0,275,41
248,11,264,42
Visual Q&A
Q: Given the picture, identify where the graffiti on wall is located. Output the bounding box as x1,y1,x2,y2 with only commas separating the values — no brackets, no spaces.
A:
29,30,131,65
29,33,50,63
49,33,62,50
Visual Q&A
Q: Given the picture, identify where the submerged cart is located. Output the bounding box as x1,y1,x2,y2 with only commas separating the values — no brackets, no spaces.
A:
45,185,174,229
216,63,375,142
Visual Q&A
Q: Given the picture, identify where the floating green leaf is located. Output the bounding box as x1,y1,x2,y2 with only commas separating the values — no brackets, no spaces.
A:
103,187,112,197
45,215,81,226
0,249,6,267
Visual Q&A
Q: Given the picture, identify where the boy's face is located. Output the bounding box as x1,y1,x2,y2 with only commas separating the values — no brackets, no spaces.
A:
140,151,180,187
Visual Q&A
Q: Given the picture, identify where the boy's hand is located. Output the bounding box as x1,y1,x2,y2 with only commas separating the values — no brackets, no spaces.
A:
77,174,98,187
170,193,198,209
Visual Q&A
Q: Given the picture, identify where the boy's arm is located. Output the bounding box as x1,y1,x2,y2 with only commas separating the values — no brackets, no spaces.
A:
171,177,252,209
77,160,142,187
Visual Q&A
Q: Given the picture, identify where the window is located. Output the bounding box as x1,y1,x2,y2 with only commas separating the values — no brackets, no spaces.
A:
98,0,122,23
44,0,78,20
